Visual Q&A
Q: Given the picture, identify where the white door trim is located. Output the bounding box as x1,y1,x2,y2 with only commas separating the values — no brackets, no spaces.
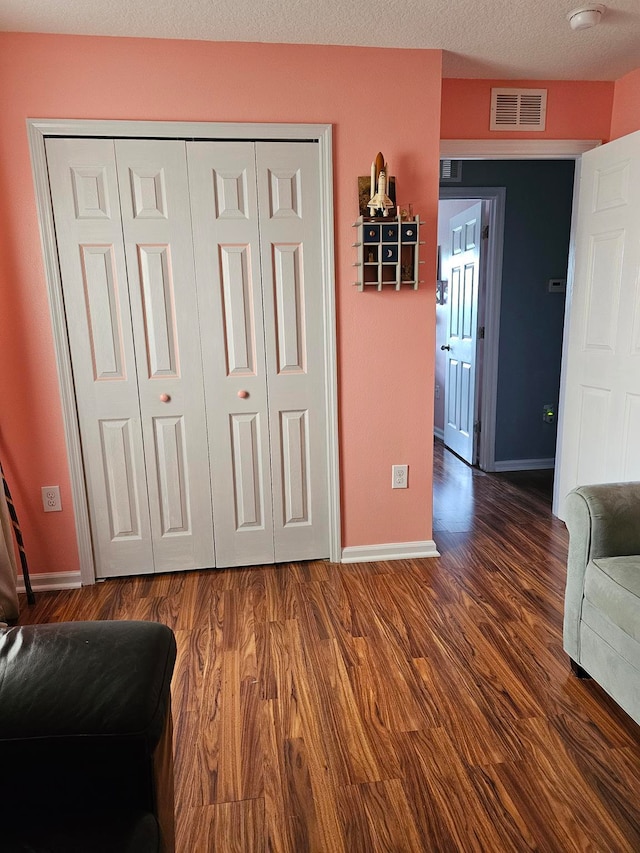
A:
552,158,582,518
440,139,602,159
27,118,340,583
439,187,506,472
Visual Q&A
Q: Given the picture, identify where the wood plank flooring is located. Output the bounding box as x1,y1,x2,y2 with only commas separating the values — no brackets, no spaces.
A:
15,441,640,851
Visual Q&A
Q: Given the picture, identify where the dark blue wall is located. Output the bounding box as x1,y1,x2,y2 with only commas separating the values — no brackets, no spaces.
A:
442,160,575,464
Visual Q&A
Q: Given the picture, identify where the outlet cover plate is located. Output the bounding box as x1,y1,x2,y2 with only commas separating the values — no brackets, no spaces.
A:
392,464,408,489
42,485,62,512
548,278,566,293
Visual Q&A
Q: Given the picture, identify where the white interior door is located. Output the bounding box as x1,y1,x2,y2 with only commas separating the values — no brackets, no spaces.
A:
46,137,154,577
443,201,483,464
556,130,640,518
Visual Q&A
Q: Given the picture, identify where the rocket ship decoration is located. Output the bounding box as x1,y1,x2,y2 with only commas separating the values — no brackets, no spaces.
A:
367,151,395,218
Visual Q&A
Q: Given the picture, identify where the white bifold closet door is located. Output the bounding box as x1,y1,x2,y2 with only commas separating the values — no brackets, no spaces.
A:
188,141,329,567
46,138,215,577
45,136,329,578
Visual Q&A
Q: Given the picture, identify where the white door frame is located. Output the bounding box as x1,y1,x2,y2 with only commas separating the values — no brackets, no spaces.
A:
28,118,341,584
439,188,506,471
439,139,602,513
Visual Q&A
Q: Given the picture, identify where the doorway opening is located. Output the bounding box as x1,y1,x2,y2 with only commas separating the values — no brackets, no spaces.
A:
436,158,577,495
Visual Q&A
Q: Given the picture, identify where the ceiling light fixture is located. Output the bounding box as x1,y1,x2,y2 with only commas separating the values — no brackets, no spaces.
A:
567,4,606,30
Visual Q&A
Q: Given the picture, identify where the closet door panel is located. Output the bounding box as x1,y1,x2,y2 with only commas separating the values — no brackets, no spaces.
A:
279,409,311,525
187,142,275,567
99,418,144,541
256,142,330,562
230,412,267,529
46,138,153,578
116,139,215,572
220,244,257,375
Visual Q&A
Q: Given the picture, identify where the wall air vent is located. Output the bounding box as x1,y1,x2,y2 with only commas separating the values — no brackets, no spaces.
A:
490,88,547,132
440,159,462,182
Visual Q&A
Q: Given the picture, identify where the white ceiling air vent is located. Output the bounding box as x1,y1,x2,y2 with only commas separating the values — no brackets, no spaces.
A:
490,88,547,132
440,159,462,182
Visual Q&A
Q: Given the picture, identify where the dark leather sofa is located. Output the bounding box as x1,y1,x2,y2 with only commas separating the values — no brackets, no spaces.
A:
0,620,177,853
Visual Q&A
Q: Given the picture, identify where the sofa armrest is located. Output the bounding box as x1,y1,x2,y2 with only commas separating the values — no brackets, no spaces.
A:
0,620,177,852
563,482,640,660
0,620,176,745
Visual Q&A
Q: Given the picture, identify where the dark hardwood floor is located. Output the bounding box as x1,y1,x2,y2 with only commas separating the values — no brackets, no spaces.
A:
16,441,640,851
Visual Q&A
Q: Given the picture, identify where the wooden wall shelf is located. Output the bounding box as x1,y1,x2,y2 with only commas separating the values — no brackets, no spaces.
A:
352,215,424,291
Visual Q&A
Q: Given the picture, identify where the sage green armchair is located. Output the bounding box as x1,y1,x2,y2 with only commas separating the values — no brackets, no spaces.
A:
564,481,640,726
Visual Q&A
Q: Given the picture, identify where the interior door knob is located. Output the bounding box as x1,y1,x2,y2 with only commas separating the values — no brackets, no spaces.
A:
237,390,249,399
441,344,451,351
159,393,171,402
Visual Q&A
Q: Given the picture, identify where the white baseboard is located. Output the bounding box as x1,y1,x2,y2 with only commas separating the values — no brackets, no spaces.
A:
434,426,445,441
341,540,440,563
17,571,82,593
493,458,555,472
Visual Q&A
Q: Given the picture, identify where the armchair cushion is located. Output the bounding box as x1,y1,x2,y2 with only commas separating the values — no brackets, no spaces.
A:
585,556,640,644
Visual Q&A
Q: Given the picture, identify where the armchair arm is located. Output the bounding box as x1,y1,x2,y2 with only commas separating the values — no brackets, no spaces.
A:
568,482,640,560
563,482,640,660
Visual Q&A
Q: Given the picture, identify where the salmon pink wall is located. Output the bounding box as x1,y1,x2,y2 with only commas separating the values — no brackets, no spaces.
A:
0,33,442,576
611,67,640,140
441,78,614,141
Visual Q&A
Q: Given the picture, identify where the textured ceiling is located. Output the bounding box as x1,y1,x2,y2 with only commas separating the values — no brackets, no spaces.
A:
2,0,639,80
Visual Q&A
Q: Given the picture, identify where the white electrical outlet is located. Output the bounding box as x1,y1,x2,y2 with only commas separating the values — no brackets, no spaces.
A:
42,485,62,512
392,464,408,489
